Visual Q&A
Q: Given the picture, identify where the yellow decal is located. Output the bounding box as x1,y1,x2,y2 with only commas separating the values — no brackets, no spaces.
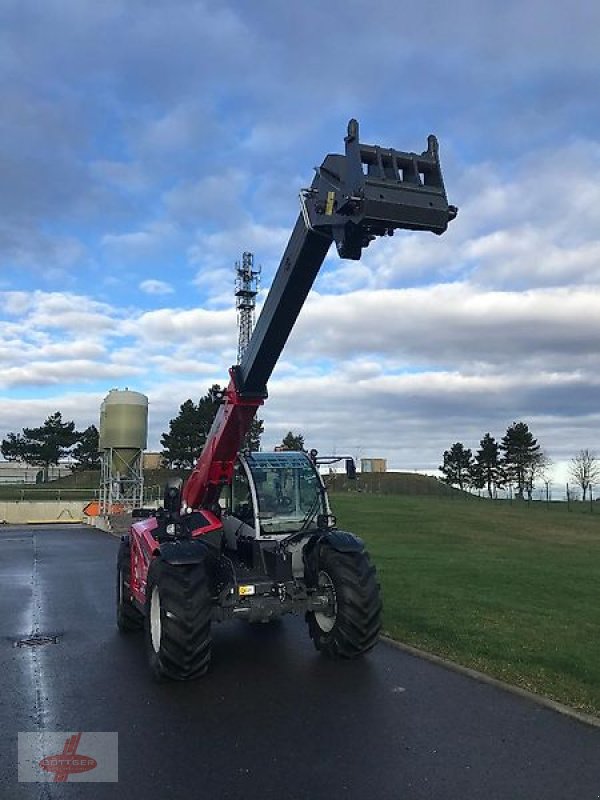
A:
325,191,335,215
238,585,256,596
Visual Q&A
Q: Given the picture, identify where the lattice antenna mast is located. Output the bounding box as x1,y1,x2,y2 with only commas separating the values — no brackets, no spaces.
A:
235,251,261,363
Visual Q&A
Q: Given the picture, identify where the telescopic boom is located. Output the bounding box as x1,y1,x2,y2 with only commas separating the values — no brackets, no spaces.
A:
182,119,457,511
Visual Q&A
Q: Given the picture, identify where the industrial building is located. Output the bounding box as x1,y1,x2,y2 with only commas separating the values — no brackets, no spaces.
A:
360,458,387,473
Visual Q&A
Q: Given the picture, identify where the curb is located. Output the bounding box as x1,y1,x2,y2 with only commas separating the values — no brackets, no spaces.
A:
380,635,600,730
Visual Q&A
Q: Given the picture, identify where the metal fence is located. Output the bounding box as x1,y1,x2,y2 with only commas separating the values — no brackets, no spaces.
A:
0,485,164,504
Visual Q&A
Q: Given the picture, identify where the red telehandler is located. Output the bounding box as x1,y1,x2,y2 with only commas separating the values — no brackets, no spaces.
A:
117,120,457,680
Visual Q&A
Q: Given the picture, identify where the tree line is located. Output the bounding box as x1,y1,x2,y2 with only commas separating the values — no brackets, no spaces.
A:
0,385,307,478
440,421,548,500
0,413,100,479
441,422,600,501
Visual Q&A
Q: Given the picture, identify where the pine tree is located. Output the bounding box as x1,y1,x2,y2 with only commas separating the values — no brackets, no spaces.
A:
161,399,204,468
280,431,305,451
439,442,474,491
0,432,27,462
20,412,80,481
472,433,501,498
243,418,264,452
501,421,542,500
72,425,101,471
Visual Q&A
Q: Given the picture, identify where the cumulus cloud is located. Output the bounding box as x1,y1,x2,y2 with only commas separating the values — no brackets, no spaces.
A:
290,284,600,370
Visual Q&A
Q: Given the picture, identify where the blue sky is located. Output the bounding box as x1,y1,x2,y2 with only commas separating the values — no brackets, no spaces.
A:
1,0,600,482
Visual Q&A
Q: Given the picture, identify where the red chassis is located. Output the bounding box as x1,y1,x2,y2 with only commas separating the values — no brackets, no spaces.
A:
127,510,222,607
129,368,263,605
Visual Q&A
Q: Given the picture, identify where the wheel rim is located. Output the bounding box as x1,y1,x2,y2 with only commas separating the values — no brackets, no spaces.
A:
150,586,162,653
314,570,337,633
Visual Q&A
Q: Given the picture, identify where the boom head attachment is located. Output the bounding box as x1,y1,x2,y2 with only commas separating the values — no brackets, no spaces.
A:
300,119,457,259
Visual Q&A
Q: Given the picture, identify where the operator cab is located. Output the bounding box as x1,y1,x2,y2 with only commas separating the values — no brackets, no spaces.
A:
221,451,331,547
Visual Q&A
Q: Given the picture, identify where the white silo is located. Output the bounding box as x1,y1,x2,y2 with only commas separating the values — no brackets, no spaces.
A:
99,389,148,514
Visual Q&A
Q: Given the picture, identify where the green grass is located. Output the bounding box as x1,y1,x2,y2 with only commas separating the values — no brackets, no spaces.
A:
330,493,600,716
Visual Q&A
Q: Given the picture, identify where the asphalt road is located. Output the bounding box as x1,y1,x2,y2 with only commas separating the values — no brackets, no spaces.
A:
1,525,599,800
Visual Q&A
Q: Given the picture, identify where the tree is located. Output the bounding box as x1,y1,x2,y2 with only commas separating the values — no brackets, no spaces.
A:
160,386,223,468
472,433,501,498
280,431,305,451
197,384,224,440
523,453,552,501
243,417,264,452
161,387,266,467
72,425,101,471
161,399,205,469
439,442,474,491
14,412,80,481
569,449,600,501
0,432,27,462
501,421,543,500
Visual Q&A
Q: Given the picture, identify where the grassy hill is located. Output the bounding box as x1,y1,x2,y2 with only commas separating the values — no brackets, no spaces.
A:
330,492,600,716
49,468,460,495
325,470,461,497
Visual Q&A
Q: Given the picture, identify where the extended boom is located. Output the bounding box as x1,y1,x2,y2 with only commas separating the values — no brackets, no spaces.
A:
182,119,457,511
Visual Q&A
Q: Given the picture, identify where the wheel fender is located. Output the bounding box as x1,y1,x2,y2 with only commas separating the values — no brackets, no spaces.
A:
320,530,364,553
158,539,211,565
302,530,365,587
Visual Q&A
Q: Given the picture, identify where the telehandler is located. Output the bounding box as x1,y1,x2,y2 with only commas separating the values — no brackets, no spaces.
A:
117,119,457,680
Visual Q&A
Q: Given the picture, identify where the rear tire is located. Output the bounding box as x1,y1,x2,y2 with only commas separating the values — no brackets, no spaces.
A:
145,557,212,681
307,544,381,658
117,540,143,632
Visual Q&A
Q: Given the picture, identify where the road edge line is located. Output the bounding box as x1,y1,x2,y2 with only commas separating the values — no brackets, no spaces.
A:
380,635,600,730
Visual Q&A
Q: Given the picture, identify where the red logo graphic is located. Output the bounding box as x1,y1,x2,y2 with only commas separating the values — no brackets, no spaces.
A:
39,733,97,783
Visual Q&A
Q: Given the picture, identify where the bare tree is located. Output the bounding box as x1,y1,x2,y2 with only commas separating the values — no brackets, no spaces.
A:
524,454,552,501
569,449,600,501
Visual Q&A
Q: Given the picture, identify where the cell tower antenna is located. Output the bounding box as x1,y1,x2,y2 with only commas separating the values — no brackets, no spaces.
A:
235,251,261,363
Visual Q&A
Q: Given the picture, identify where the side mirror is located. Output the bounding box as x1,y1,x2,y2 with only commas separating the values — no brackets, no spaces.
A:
345,458,357,480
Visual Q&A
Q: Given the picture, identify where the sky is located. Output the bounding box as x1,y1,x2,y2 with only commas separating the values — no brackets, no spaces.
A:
1,0,600,485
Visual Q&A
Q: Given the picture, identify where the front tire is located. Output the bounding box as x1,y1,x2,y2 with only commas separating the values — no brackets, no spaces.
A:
307,544,381,658
117,540,143,632
145,557,212,681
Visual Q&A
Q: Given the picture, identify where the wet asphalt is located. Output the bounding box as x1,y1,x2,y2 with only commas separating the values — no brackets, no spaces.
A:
0,525,599,800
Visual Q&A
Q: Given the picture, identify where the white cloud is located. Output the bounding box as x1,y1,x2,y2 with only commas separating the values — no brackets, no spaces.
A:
0,360,140,389
101,222,178,261
139,279,174,295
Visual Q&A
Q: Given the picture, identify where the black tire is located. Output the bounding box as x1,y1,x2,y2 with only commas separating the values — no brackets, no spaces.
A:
307,544,382,658
145,557,212,681
117,540,144,632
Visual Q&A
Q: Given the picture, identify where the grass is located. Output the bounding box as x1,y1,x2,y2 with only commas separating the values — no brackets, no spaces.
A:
330,493,600,716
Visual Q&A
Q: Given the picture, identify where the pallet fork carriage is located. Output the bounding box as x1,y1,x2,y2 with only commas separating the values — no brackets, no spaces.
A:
117,120,457,680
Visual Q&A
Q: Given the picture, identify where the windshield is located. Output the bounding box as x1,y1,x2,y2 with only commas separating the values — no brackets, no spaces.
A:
243,452,325,534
